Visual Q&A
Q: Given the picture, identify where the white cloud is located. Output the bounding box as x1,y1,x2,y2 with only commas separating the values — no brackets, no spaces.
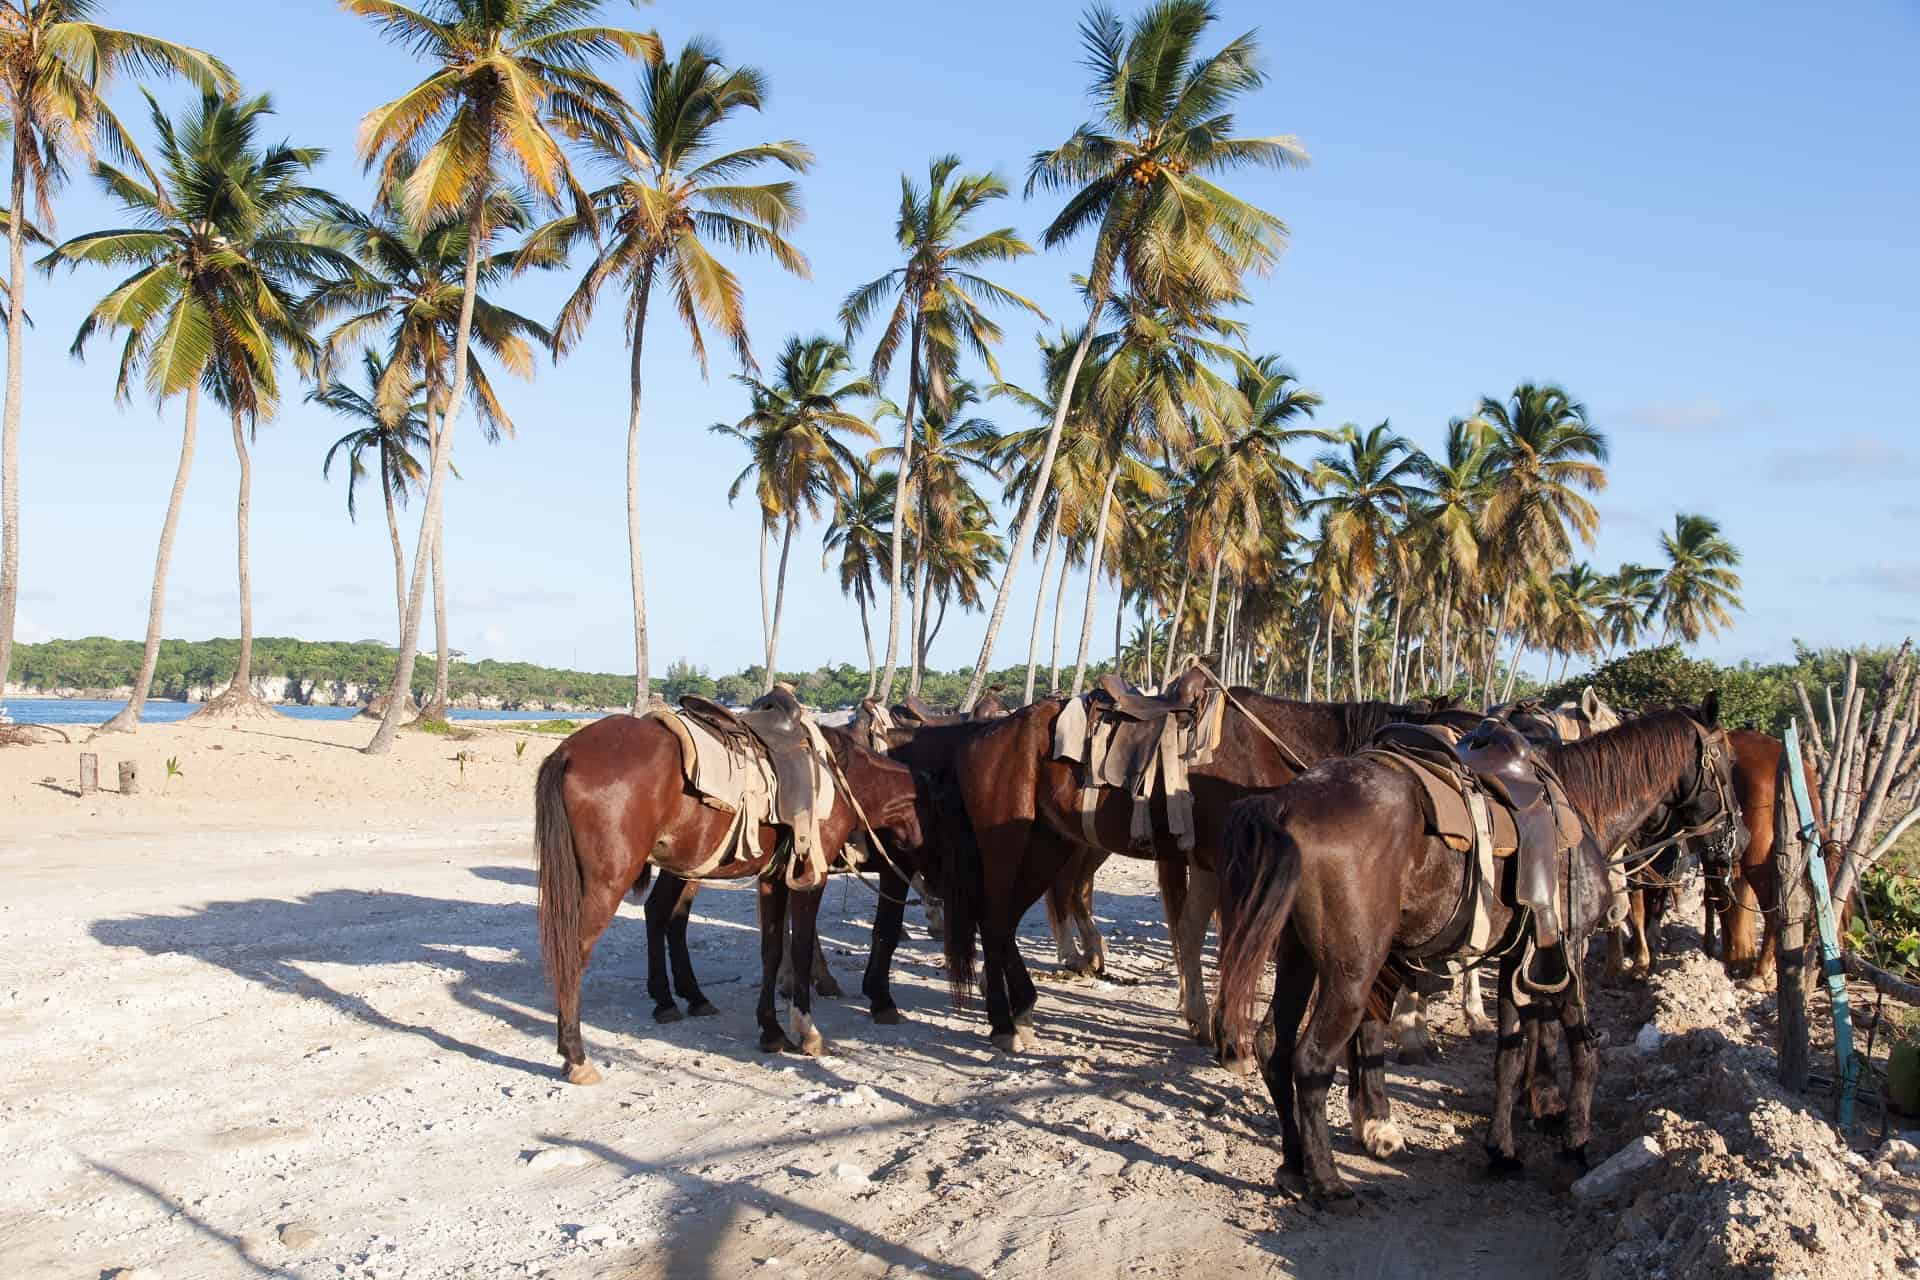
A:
1769,434,1915,485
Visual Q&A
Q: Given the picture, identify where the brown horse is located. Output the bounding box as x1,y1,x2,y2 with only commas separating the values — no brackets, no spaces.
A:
1215,702,1741,1201
939,692,1458,1052
533,714,938,1083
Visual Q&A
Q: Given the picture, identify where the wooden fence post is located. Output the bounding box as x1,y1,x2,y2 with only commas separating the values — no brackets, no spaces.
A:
117,760,139,796
79,753,98,795
1776,749,1811,1093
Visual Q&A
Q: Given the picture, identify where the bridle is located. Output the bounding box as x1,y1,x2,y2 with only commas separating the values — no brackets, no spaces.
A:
1615,717,1741,880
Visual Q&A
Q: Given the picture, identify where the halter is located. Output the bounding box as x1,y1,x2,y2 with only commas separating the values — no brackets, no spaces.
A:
1613,716,1740,878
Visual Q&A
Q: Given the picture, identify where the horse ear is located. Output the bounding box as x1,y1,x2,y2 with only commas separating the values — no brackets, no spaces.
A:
1581,686,1600,716
1701,690,1721,727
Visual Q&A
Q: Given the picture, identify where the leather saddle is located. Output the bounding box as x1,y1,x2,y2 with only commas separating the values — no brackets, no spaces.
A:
1093,666,1209,721
679,687,830,888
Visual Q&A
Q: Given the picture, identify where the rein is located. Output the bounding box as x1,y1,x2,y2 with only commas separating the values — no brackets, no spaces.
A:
820,743,913,907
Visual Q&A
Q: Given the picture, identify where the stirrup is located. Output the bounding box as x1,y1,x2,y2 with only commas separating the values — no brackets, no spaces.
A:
1516,936,1572,998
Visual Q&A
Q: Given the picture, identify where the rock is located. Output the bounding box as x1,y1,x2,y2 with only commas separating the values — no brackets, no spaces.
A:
1634,1024,1665,1055
575,1224,616,1245
522,1146,591,1172
1571,1136,1666,1203
1881,1140,1920,1166
278,1221,323,1250
830,1163,870,1185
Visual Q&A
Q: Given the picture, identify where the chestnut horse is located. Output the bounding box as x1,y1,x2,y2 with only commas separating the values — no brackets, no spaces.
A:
534,714,938,1083
939,693,1460,1052
1215,702,1742,1200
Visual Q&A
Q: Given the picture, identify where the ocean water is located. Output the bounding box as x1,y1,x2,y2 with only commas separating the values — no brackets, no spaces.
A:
0,698,593,728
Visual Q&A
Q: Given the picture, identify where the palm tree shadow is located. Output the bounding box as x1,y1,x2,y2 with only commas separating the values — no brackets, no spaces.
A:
88,1160,293,1277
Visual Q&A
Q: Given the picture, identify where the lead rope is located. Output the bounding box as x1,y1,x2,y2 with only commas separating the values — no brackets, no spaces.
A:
1186,660,1311,773
820,744,914,907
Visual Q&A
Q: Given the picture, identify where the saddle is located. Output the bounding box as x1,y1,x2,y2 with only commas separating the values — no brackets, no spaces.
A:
677,686,837,891
1367,715,1585,998
1052,665,1224,853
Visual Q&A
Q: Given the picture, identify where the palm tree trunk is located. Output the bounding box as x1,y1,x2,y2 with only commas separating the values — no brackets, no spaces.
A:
878,313,924,702
1386,592,1403,702
925,588,950,652
1113,583,1125,678
101,384,200,732
1141,597,1153,685
1023,503,1061,704
381,458,405,642
1437,570,1453,694
909,491,931,695
757,520,772,666
1350,599,1364,701
0,142,27,697
1069,466,1121,697
1500,627,1526,702
1202,551,1225,655
961,289,1105,709
1305,615,1320,700
765,517,796,692
426,519,449,718
1048,534,1071,695
1483,582,1514,706
365,199,486,753
228,409,256,696
619,269,659,711
1161,562,1192,687
858,593,876,697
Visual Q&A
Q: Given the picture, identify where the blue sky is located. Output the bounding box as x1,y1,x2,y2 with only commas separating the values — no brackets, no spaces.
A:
10,0,1918,681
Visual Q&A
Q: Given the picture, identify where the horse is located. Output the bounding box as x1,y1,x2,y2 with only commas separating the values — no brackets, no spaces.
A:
1214,700,1742,1201
938,691,1465,1053
532,714,942,1083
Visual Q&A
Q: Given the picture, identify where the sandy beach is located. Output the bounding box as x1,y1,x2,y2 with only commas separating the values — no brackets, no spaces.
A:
2,717,1914,1278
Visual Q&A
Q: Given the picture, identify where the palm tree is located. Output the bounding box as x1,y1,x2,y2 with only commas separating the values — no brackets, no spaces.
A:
1542,562,1605,682
1653,512,1742,645
711,335,875,690
840,155,1041,702
1311,422,1426,700
1596,561,1659,656
315,177,552,719
522,36,806,713
343,0,651,753
822,468,893,697
47,92,349,732
959,0,1307,709
1411,417,1492,692
1475,383,1608,702
916,491,1006,663
316,351,431,641
0,2,231,700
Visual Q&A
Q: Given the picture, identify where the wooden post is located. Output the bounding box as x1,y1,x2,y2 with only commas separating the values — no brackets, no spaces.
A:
1776,748,1811,1093
79,753,99,795
117,760,139,796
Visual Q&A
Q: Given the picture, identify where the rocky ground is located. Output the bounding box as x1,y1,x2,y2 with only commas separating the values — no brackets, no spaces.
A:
1,785,1913,1278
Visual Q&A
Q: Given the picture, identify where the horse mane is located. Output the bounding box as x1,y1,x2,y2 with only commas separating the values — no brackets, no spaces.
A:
1544,707,1699,821
1334,700,1432,752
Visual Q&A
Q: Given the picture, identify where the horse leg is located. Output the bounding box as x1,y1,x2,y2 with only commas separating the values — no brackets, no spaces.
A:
756,878,795,1053
862,864,910,1025
558,875,625,1086
1387,987,1436,1064
1603,923,1628,981
912,872,946,943
1176,866,1221,1045
810,931,843,998
1072,857,1107,976
666,876,717,1017
1462,968,1497,1037
1485,965,1526,1173
642,872,684,1023
1157,856,1189,976
1262,930,1314,1183
1554,984,1599,1174
1627,890,1651,978
1294,965,1374,1201
1348,1016,1403,1160
1044,861,1089,975
787,884,827,1056
1643,887,1669,972
1009,945,1041,1048
1524,1013,1567,1131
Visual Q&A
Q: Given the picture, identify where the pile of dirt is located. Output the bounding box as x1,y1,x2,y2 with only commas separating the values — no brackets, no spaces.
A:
1576,950,1920,1278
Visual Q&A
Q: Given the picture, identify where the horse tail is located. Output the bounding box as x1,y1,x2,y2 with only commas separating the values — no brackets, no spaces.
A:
938,776,982,1007
1216,792,1305,1049
535,746,583,1011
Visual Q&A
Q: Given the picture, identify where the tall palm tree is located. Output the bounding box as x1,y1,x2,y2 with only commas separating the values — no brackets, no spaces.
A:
316,351,431,641
344,0,651,753
1311,422,1426,700
1542,561,1605,682
1475,383,1608,702
915,491,1006,663
0,2,231,699
523,36,805,713
1596,561,1659,656
1411,416,1492,692
48,92,349,731
711,335,875,690
960,0,1307,708
822,468,893,697
840,155,1041,702
1654,512,1742,645
315,177,552,719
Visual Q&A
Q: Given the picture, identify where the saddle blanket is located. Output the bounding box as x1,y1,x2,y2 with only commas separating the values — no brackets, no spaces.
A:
646,706,837,883
1049,683,1225,852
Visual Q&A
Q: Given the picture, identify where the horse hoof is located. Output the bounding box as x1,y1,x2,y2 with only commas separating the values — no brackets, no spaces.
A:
653,1003,684,1024
1467,1018,1497,1039
1555,1143,1590,1173
760,1032,797,1054
798,1030,826,1058
871,1005,904,1026
1308,1182,1359,1209
1530,1110,1568,1137
565,1061,603,1086
1397,1046,1429,1067
990,1032,1021,1054
815,977,844,999
1360,1119,1406,1160
686,1000,720,1018
1273,1165,1309,1199
1223,1049,1258,1078
1486,1151,1525,1178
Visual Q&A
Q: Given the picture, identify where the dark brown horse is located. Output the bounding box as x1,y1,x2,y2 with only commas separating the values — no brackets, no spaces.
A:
939,692,1460,1052
1215,702,1741,1201
533,715,939,1083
